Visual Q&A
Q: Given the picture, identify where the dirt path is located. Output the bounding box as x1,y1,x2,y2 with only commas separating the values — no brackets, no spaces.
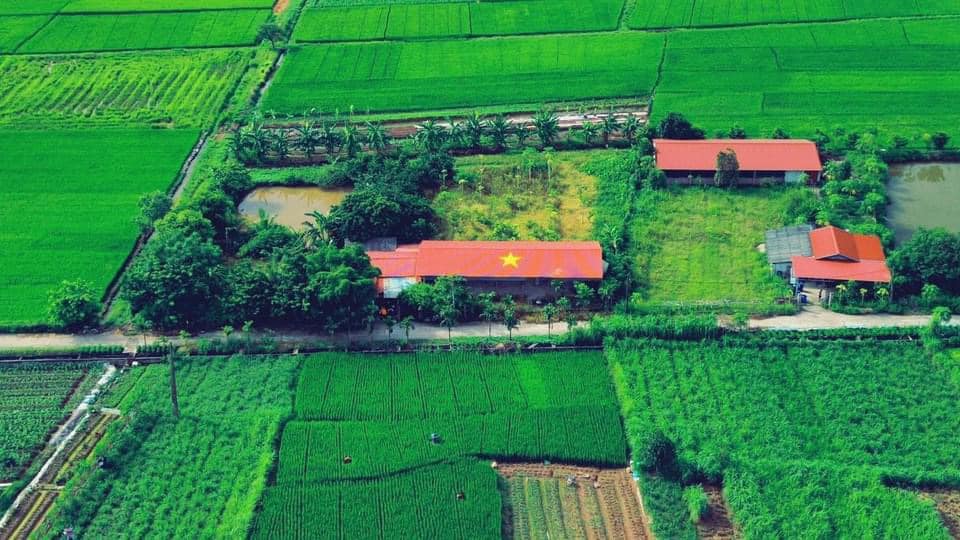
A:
273,0,290,15
749,305,958,331
919,489,960,539
696,485,736,539
496,463,650,540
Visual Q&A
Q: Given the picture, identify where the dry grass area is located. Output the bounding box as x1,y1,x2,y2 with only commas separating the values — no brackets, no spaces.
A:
436,151,613,242
496,462,650,540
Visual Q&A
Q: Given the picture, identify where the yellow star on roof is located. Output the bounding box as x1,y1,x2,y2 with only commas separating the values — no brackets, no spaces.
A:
500,252,521,268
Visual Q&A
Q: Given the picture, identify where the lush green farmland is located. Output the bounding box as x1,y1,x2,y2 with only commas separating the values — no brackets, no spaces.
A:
0,363,101,481
0,1,66,15
44,356,299,538
0,15,48,52
294,0,621,42
61,0,275,11
652,17,960,137
630,187,793,305
263,33,663,113
252,351,627,538
0,50,250,128
629,0,960,29
0,130,197,327
18,10,269,53
611,339,960,538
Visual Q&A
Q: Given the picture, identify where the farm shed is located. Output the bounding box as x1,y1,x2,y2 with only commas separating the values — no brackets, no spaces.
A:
653,139,823,185
767,226,890,285
366,240,605,299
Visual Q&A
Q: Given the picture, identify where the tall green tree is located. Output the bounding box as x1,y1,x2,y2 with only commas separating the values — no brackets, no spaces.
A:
294,120,321,160
600,113,620,146
364,122,389,155
136,191,173,233
533,109,560,149
47,279,102,330
465,111,487,150
489,115,512,152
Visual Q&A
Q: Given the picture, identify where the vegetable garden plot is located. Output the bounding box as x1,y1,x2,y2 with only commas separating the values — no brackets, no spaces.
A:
0,363,100,481
0,129,197,327
263,33,664,113
42,356,299,539
609,339,960,538
18,10,270,53
0,50,250,128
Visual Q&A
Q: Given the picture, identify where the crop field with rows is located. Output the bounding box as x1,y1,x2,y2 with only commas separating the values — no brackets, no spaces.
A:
263,32,663,114
0,129,197,327
609,339,960,538
294,0,622,42
42,356,299,538
61,0,275,11
252,351,627,539
652,17,960,137
629,0,960,29
18,10,270,53
0,363,100,481
0,50,251,128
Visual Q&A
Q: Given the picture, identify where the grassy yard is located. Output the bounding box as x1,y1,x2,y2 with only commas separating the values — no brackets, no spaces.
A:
0,129,197,328
632,186,794,305
435,150,614,241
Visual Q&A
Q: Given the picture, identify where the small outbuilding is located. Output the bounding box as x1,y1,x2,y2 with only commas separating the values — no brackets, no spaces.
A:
765,224,814,277
654,139,823,185
764,225,891,285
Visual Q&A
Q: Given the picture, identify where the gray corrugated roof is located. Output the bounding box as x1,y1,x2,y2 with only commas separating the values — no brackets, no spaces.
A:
765,224,813,264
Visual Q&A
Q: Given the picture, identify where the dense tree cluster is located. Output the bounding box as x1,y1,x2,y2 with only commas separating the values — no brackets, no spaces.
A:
889,228,960,298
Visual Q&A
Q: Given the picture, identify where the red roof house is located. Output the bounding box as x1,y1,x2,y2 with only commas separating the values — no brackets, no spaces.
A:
653,139,823,184
791,226,890,283
366,240,605,298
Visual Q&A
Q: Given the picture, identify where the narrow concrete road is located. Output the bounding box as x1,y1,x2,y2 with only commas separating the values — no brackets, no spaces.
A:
0,321,562,353
750,305,954,330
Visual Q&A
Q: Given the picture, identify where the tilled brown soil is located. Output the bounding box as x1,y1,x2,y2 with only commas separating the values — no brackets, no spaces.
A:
695,485,737,540
496,462,651,540
919,489,960,539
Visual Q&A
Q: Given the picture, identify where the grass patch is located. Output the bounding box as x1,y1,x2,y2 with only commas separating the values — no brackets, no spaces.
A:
0,129,197,328
631,186,793,305
0,49,251,128
436,151,611,241
263,32,663,114
19,10,270,53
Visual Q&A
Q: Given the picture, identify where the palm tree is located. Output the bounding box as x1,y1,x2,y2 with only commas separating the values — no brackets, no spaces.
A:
364,121,389,155
465,111,487,150
414,120,446,152
489,115,511,152
301,210,330,247
342,123,361,158
621,116,641,146
600,113,620,146
580,121,599,146
246,121,270,163
447,119,466,149
228,126,248,161
319,120,341,156
532,109,559,149
271,129,290,162
514,121,532,148
294,120,321,160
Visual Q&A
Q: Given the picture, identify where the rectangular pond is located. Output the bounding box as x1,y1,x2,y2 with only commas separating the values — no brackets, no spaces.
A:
887,162,960,245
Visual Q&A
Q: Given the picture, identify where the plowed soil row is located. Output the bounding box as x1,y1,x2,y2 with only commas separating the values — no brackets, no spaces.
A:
696,485,736,540
497,463,651,540
919,489,960,539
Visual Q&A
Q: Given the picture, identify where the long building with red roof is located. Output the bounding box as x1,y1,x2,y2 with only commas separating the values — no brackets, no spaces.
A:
654,139,823,184
367,240,605,299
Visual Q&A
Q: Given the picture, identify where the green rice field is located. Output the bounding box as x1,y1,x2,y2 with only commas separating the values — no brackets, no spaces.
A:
0,15,48,52
61,0,275,12
18,10,269,53
263,32,664,113
0,1,67,15
0,50,250,128
0,130,197,327
629,0,960,29
294,0,622,42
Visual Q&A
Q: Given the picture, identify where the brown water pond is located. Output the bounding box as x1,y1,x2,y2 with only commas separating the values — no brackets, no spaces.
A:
888,162,960,244
238,186,351,230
